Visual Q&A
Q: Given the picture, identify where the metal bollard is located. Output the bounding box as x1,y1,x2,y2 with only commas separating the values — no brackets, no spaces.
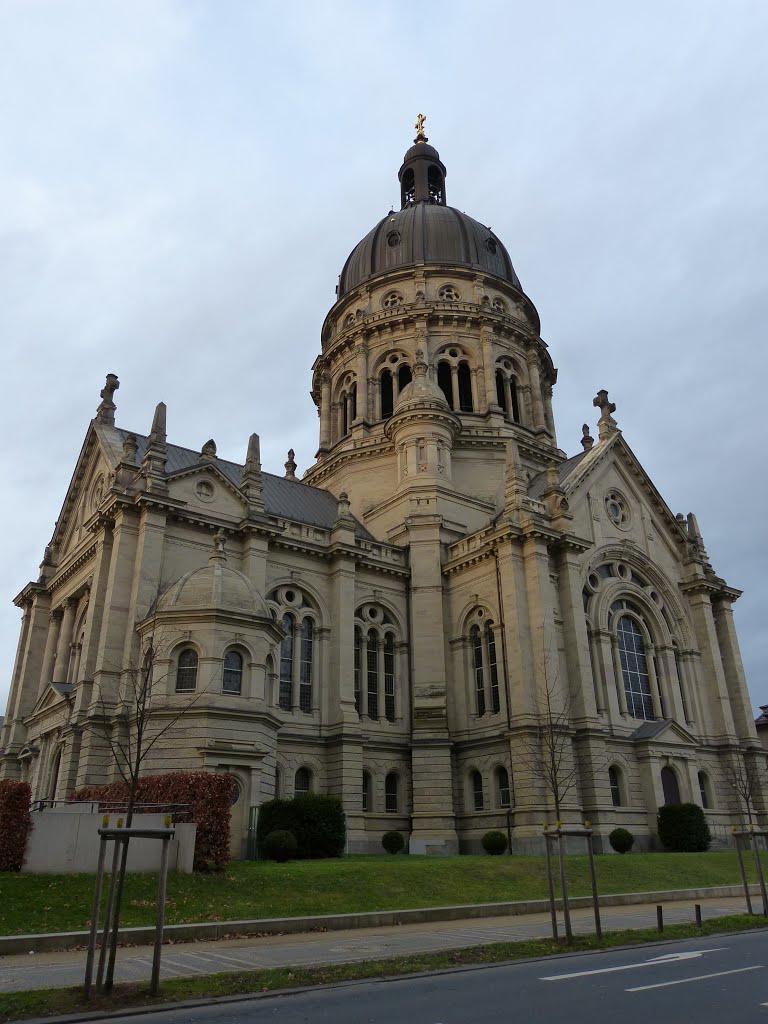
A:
656,905,664,932
695,903,702,928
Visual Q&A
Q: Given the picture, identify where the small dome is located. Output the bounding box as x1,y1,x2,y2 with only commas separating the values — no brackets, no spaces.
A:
159,551,269,618
393,354,454,416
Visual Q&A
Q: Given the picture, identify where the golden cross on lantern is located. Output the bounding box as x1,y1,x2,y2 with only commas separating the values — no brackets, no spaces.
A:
414,112,428,143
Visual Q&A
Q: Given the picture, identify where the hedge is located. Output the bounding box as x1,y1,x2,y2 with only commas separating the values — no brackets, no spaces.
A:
0,780,32,872
256,794,345,859
70,772,236,869
657,802,711,852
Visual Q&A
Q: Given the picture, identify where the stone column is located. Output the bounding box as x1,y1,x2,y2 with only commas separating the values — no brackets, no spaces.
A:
345,391,354,434
556,546,599,725
645,644,664,719
356,345,368,422
656,645,686,723
119,506,167,684
593,630,621,720
685,588,736,739
52,599,78,684
610,636,629,717
319,375,331,451
450,366,460,411
712,599,756,742
72,527,114,717
38,608,62,696
480,326,498,411
526,353,546,430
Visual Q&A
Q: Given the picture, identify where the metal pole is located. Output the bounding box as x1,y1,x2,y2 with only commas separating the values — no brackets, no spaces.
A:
557,831,573,943
150,836,171,996
585,832,602,939
750,831,768,916
96,836,122,991
695,903,702,927
83,835,108,996
735,834,754,914
544,831,558,941
506,809,513,855
656,905,664,932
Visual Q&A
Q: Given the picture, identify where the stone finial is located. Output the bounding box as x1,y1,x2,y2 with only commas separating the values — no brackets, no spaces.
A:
337,491,352,518
284,448,297,480
593,389,618,441
686,512,709,558
413,346,428,376
122,432,138,463
242,432,264,511
546,461,560,491
199,438,217,462
141,401,168,492
210,528,227,563
581,423,594,451
95,373,120,425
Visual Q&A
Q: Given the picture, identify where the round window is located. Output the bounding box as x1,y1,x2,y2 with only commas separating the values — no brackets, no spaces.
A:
485,238,498,255
604,489,630,529
387,231,401,248
195,480,215,502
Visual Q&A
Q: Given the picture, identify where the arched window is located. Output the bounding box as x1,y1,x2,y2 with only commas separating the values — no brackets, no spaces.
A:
367,628,379,719
471,770,484,811
437,361,453,407
223,650,243,695
457,362,473,412
495,369,506,410
661,766,681,805
398,363,412,392
616,615,654,720
496,766,511,808
299,618,313,712
698,771,711,809
381,369,394,418
176,649,198,692
401,168,415,207
48,748,62,802
354,627,362,715
470,625,485,716
279,613,294,710
362,770,372,813
294,767,312,797
609,765,623,807
427,164,444,205
509,379,520,422
384,633,396,722
385,772,399,813
485,622,500,714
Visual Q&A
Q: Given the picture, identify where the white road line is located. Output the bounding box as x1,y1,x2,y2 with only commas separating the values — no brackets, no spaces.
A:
541,949,727,981
627,965,763,993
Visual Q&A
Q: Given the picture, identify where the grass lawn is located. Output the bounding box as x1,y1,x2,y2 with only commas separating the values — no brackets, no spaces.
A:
1,851,766,937
1,913,767,1023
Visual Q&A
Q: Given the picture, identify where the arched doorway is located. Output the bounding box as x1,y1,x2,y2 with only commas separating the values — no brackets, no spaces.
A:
661,765,681,805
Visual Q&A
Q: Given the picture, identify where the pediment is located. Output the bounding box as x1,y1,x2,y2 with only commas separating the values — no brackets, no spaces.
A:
29,682,74,717
167,463,247,518
630,718,697,746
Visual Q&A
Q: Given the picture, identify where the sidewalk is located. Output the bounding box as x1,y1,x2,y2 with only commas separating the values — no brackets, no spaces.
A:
0,894,756,993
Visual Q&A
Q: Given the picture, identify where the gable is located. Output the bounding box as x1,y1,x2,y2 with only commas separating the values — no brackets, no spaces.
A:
167,465,248,519
50,426,120,563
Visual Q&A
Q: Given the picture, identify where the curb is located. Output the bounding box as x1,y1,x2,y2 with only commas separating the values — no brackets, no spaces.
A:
0,883,759,956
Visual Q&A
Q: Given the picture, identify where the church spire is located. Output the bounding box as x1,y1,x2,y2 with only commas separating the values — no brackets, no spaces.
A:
399,115,447,208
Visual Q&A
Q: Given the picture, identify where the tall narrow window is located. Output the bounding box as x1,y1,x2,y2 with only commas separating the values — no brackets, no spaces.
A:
698,771,711,809
354,627,362,715
362,771,372,813
384,633,396,722
398,364,412,392
457,362,473,412
279,613,294,710
673,645,689,721
509,379,520,422
609,765,622,807
471,625,485,716
223,650,243,695
616,615,654,720
350,382,357,423
176,649,198,692
486,622,500,714
341,392,349,436
661,766,681,805
496,767,511,808
437,361,453,407
471,770,484,811
299,619,313,712
294,767,311,797
385,772,399,813
495,369,506,410
367,629,379,719
381,370,394,418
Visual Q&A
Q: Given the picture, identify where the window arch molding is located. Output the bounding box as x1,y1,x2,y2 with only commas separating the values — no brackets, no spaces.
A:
494,356,526,424
354,601,404,723
493,764,513,809
222,645,250,696
267,584,324,715
608,764,626,807
460,605,504,718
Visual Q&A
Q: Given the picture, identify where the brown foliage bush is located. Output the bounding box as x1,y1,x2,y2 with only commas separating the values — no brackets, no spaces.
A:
0,780,32,871
70,772,235,869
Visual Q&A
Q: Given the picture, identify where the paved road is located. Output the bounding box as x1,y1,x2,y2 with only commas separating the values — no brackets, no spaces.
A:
0,895,755,993
66,929,768,1024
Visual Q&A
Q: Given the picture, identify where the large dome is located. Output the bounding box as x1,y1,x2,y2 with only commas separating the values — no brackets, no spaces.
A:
338,129,522,298
339,204,522,298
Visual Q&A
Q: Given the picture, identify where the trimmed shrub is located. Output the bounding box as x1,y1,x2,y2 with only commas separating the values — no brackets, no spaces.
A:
70,771,236,869
481,830,508,855
382,830,405,854
256,794,346,859
657,802,711,852
262,829,298,862
609,827,635,854
0,780,32,871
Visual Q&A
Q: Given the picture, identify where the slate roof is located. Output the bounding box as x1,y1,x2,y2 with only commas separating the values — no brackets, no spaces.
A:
112,429,375,540
629,719,674,741
528,450,589,499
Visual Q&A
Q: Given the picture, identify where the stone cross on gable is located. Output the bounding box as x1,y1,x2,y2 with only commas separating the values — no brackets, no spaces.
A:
592,389,618,441
95,373,120,425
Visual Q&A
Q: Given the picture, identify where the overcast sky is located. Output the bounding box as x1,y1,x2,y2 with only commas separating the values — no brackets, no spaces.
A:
1,0,766,717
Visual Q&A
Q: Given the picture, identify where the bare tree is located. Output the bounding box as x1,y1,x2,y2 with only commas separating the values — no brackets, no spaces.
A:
719,752,768,826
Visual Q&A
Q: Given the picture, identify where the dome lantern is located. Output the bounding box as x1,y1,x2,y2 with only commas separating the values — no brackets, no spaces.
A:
398,113,447,208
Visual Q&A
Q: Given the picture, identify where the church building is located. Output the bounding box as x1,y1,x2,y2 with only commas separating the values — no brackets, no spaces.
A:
1,120,761,855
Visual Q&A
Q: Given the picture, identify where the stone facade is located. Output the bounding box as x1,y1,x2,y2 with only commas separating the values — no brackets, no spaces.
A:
1,127,763,855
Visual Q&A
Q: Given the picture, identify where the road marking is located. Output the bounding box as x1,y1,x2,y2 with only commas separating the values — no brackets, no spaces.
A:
541,949,727,981
627,965,763,992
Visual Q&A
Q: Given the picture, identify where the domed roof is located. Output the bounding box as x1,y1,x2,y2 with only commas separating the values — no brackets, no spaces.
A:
158,536,269,618
338,129,522,298
393,353,452,414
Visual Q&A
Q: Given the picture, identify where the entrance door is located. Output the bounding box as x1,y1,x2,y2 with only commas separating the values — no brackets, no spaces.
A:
661,766,681,805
